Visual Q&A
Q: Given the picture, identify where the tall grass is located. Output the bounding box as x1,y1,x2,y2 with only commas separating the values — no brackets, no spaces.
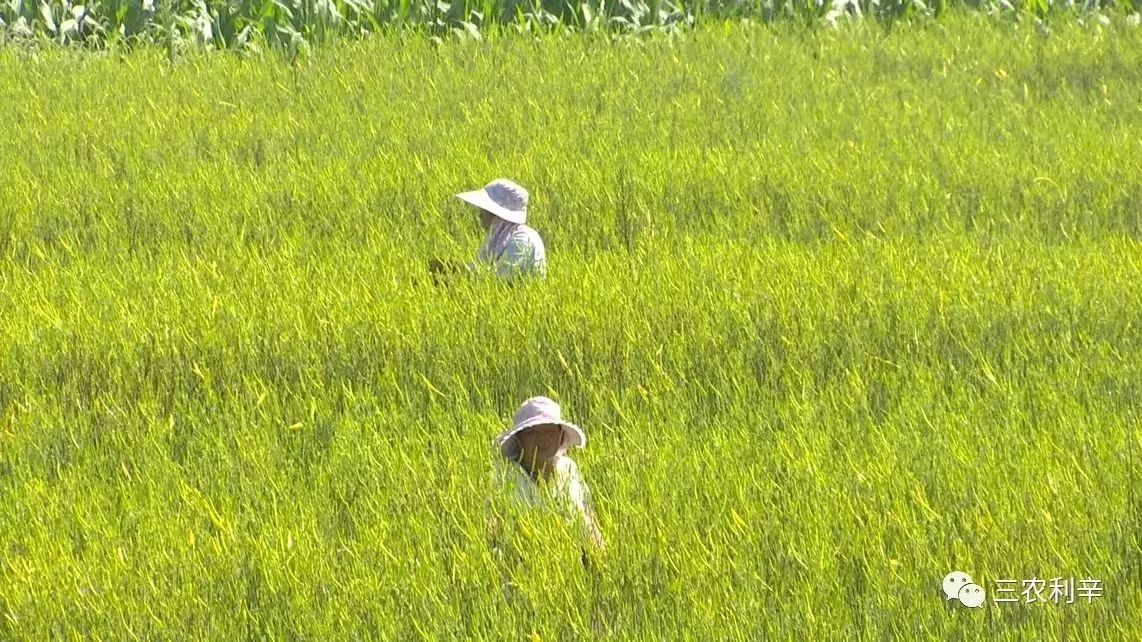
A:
0,16,1140,638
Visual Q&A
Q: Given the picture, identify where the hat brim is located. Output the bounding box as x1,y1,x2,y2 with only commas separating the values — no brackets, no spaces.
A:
496,417,586,460
456,190,527,225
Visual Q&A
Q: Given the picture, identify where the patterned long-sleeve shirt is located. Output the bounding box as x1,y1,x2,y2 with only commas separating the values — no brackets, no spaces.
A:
473,220,547,280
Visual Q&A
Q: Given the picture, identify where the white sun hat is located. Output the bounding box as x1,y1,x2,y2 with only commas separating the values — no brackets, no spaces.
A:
455,178,529,225
495,396,586,460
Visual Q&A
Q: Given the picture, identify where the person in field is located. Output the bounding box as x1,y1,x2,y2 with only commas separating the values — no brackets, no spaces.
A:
429,178,548,282
491,396,605,556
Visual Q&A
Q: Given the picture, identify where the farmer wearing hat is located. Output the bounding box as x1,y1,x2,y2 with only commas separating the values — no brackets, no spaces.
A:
429,178,548,282
492,396,604,553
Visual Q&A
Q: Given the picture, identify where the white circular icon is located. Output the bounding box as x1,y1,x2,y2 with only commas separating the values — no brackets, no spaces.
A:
942,570,973,601
958,583,986,608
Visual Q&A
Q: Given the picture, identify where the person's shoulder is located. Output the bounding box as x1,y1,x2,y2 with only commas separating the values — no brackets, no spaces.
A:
555,455,581,477
513,224,543,242
504,226,543,257
513,226,545,255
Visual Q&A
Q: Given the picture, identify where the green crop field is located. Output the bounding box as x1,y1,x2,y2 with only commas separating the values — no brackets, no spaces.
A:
1,13,1141,639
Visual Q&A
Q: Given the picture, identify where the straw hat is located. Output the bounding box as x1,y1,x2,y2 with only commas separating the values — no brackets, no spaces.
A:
455,178,529,225
495,396,586,460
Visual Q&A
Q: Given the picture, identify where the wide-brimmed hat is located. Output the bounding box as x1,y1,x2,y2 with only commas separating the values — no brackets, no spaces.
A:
495,396,586,460
456,178,529,225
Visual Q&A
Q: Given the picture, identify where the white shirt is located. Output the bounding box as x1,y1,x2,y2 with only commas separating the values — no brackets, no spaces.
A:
495,456,590,520
490,455,604,551
475,221,547,280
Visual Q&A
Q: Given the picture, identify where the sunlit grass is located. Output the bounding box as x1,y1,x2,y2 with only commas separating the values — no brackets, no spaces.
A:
0,16,1140,639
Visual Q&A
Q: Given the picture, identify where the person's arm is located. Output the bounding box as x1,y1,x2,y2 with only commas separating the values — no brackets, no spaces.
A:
560,459,605,552
576,479,605,571
438,231,539,281
581,484,605,551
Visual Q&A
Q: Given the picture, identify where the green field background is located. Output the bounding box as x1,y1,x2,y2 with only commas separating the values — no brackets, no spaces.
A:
1,15,1141,639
